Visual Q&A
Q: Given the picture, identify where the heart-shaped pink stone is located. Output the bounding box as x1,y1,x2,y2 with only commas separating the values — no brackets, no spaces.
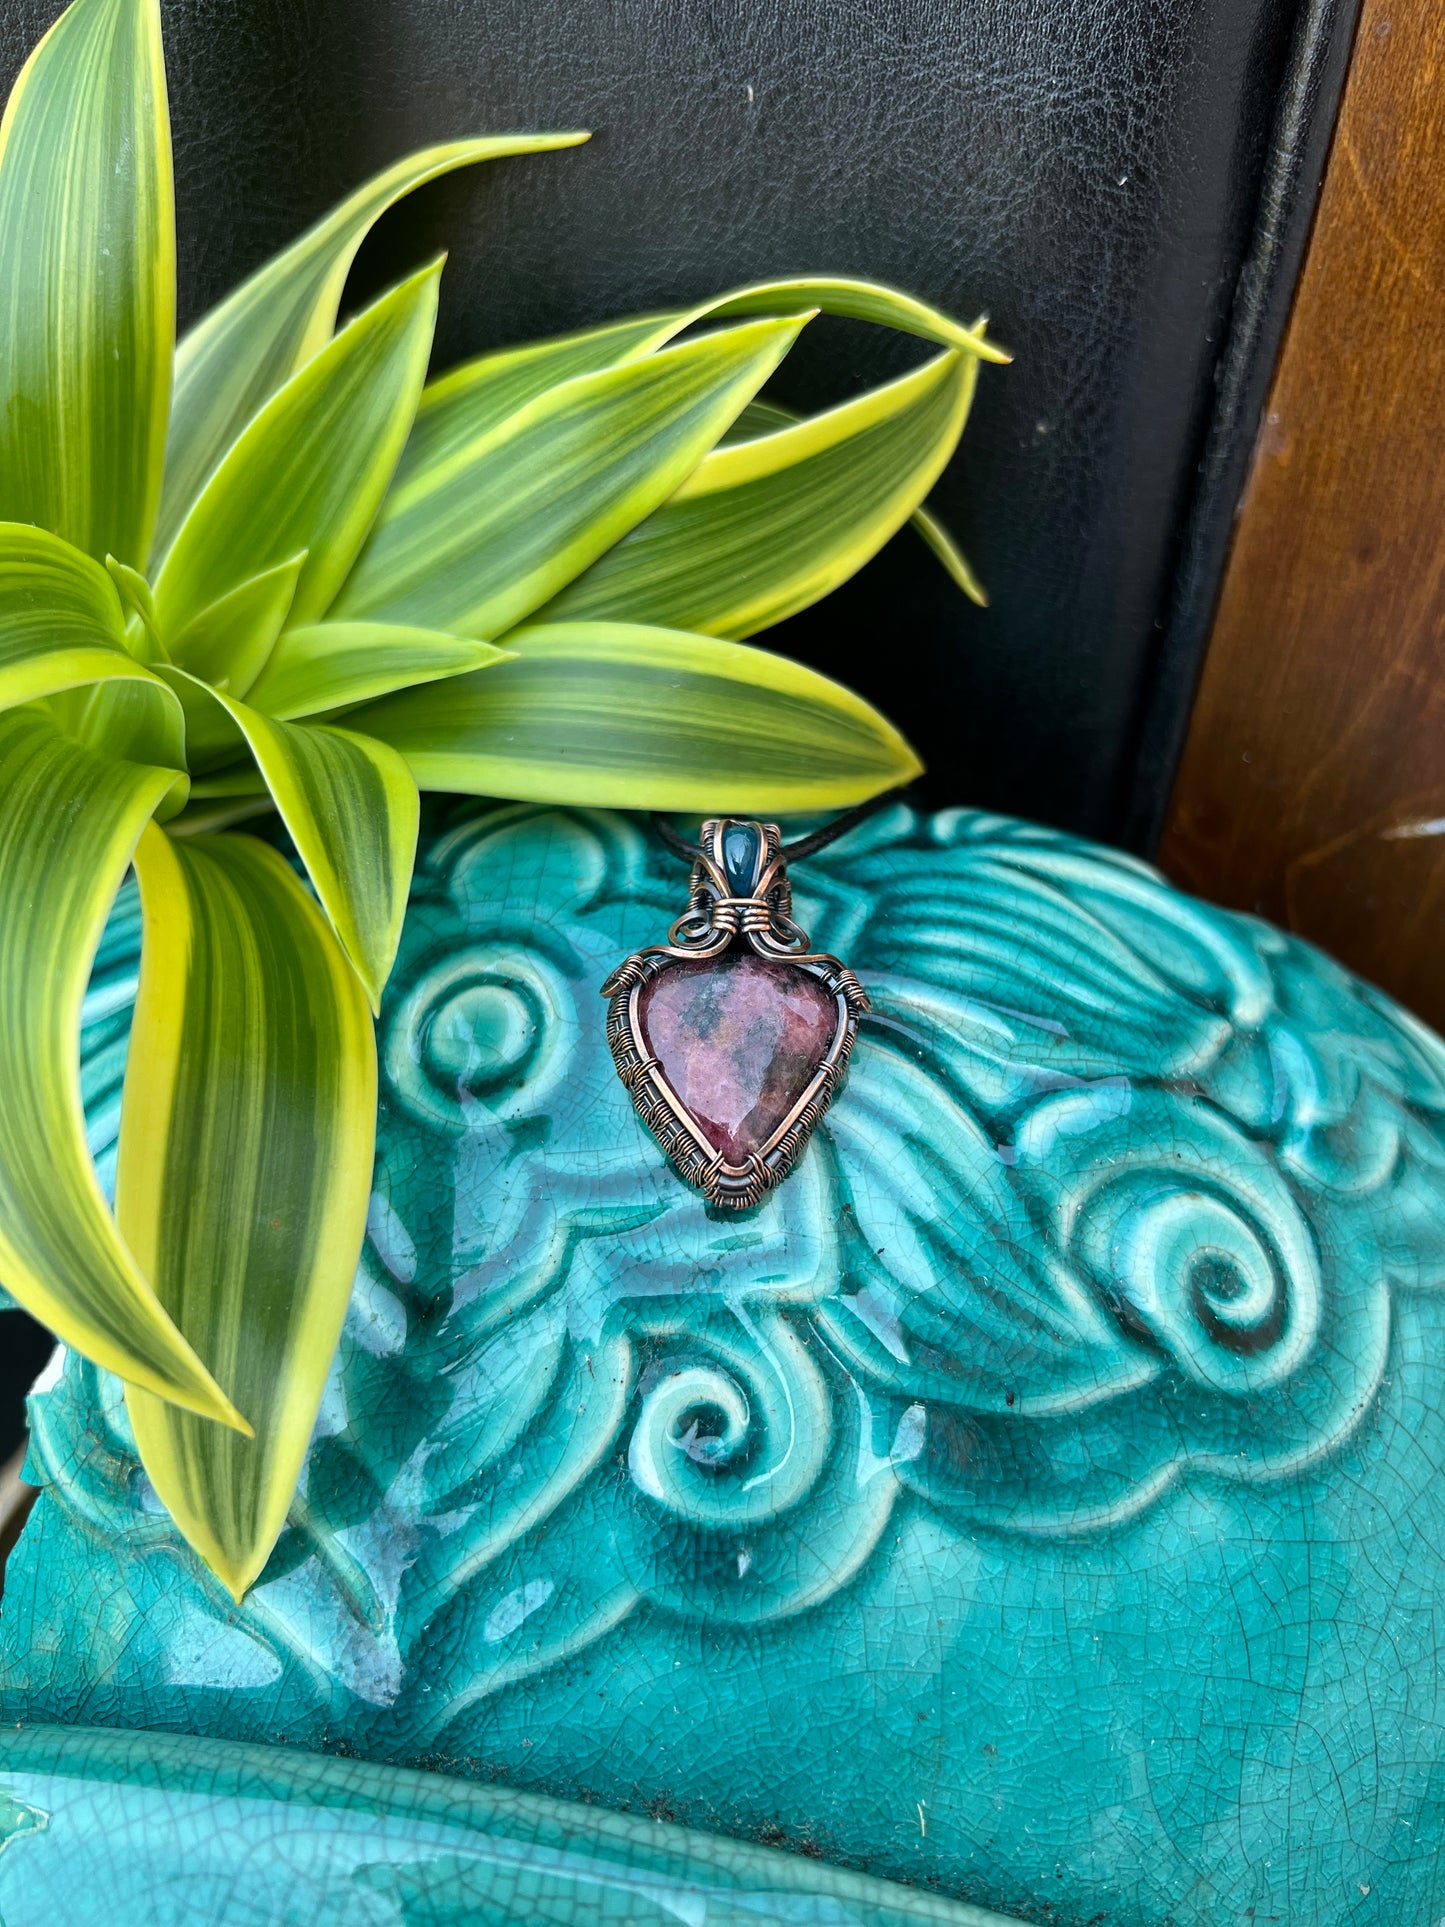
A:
638,952,839,1163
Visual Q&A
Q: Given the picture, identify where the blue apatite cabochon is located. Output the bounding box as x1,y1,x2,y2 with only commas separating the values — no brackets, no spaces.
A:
4,801,1445,1927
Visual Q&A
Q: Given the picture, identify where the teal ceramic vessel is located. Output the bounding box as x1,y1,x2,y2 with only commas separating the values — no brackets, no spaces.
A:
0,1723,1019,1925
4,801,1445,1926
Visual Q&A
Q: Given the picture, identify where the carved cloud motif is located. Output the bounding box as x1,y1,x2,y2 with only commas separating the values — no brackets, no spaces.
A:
30,802,1445,1742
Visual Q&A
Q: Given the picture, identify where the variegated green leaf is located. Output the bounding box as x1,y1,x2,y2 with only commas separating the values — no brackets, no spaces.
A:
166,553,306,694
677,277,1008,360
157,133,588,555
0,709,242,1425
246,620,505,721
72,672,187,780
399,314,683,476
182,675,418,1006
723,397,988,606
911,504,989,608
540,349,978,636
717,396,798,443
119,825,375,1597
400,275,1006,480
349,619,922,811
381,277,1001,637
331,314,809,637
0,0,173,567
154,262,441,643
149,661,242,772
104,556,167,660
182,767,268,800
0,523,169,712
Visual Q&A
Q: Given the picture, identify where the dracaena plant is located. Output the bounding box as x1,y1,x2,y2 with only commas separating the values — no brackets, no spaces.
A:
0,0,1006,1598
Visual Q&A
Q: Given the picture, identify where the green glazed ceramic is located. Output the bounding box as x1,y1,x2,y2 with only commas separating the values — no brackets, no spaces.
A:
4,801,1445,1926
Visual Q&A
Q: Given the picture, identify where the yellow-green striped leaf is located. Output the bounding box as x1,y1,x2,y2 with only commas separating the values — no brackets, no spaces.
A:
330,314,809,638
0,709,243,1426
721,397,989,606
188,678,418,1007
0,523,170,712
675,277,1008,361
0,0,173,567
717,397,797,443
167,553,306,693
402,275,1007,478
400,314,680,476
540,349,978,637
349,619,922,812
911,504,989,608
104,556,167,661
72,671,187,779
119,825,376,1598
157,134,588,556
154,262,441,644
184,766,268,800
152,662,242,773
245,620,505,721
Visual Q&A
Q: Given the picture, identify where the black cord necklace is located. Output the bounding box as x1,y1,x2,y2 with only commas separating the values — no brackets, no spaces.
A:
647,788,904,868
602,796,901,1209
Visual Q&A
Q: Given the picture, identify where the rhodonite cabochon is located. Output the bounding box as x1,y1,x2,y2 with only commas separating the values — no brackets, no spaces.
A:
5,800,1445,1927
637,952,840,1161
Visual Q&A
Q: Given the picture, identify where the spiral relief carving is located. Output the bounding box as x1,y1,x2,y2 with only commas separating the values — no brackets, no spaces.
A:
1086,1183,1298,1386
627,1313,830,1530
19,798,1445,1741
385,942,576,1131
1025,1089,1322,1397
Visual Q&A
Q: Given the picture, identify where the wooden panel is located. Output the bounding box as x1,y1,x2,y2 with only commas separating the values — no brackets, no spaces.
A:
1159,0,1445,1031
0,1448,39,1598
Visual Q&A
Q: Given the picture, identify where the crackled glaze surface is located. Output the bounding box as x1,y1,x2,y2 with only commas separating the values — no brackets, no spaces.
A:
4,802,1445,1927
0,1724,1016,1926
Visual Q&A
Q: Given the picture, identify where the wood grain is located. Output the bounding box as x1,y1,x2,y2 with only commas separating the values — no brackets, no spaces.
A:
0,1447,39,1598
1159,0,1445,1030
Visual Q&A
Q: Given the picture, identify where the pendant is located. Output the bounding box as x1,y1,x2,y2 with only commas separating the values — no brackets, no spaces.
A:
602,818,869,1210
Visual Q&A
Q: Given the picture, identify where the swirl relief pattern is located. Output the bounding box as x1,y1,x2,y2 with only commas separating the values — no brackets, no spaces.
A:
20,802,1445,1748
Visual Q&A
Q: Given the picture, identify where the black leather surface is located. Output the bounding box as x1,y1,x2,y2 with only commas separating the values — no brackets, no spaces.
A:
0,0,1356,846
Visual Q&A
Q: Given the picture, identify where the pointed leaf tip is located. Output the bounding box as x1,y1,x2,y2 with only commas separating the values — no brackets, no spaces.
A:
544,348,982,638
334,309,812,638
160,133,593,554
349,620,924,812
157,264,441,641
